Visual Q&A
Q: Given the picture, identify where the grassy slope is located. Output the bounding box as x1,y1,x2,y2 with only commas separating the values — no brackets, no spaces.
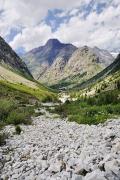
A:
0,65,57,101
69,70,120,99
0,81,35,145
72,54,120,92
51,55,120,125
52,89,120,125
68,54,120,99
0,75,57,145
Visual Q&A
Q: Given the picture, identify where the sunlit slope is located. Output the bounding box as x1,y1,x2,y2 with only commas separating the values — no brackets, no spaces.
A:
0,65,38,89
0,65,57,101
71,54,120,97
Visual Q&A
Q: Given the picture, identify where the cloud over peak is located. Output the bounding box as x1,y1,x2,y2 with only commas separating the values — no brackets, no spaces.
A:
0,0,120,53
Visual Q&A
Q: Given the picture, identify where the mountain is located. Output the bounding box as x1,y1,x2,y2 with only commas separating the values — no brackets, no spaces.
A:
23,39,77,79
0,36,56,101
111,52,119,58
44,45,114,89
0,36,32,79
74,53,120,93
23,39,114,89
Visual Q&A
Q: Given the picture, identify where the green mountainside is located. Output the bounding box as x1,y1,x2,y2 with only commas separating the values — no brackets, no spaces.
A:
73,54,120,93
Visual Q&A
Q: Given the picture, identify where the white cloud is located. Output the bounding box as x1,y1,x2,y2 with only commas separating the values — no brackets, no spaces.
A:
69,9,79,16
0,0,90,36
10,23,53,51
53,3,120,51
1,0,120,52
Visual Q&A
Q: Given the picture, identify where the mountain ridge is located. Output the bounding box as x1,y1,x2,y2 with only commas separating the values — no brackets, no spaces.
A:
23,39,114,89
23,39,77,80
73,53,120,97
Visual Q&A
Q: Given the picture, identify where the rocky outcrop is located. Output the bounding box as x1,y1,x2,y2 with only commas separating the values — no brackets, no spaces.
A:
0,106,120,180
23,39,114,88
0,36,33,79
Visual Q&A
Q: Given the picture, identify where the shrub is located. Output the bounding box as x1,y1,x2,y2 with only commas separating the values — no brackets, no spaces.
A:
65,100,70,104
54,105,67,118
97,92,118,105
15,125,22,135
0,99,16,121
110,104,120,114
6,111,32,125
0,122,5,130
85,107,99,117
115,80,120,89
105,105,114,114
96,88,101,93
0,132,8,146
86,91,119,106
53,96,120,125
42,95,53,102
86,97,95,105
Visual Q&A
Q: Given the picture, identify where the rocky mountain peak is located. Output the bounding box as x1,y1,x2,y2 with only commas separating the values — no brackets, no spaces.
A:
23,39,114,87
80,45,90,54
23,39,77,79
45,39,61,47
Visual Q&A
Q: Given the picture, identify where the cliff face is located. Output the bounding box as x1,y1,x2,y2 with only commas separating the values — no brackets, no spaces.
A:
0,36,33,79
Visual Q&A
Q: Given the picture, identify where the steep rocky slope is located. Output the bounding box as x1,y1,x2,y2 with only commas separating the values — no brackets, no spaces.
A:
23,40,114,88
23,39,77,79
48,46,114,89
75,53,120,91
0,36,32,79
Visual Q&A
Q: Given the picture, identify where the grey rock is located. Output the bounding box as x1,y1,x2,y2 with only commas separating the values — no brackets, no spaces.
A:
72,174,83,180
48,160,66,173
105,160,120,178
41,160,49,171
0,105,120,180
84,169,107,180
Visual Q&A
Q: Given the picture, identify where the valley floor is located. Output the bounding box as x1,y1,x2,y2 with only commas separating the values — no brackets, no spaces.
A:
0,104,120,180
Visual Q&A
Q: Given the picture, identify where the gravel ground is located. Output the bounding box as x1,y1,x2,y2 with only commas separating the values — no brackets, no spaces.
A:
0,106,120,180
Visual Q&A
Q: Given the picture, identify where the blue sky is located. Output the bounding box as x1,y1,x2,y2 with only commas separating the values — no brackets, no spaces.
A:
0,0,120,54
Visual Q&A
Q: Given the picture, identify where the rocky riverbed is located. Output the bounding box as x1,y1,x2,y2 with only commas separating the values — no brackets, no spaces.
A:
0,105,120,180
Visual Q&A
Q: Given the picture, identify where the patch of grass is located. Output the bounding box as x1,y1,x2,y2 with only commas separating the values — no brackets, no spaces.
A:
86,90,120,106
0,99,16,121
0,81,39,146
53,90,120,125
0,98,34,126
15,125,22,135
0,132,8,146
6,110,32,125
0,79,57,146
1,81,57,102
